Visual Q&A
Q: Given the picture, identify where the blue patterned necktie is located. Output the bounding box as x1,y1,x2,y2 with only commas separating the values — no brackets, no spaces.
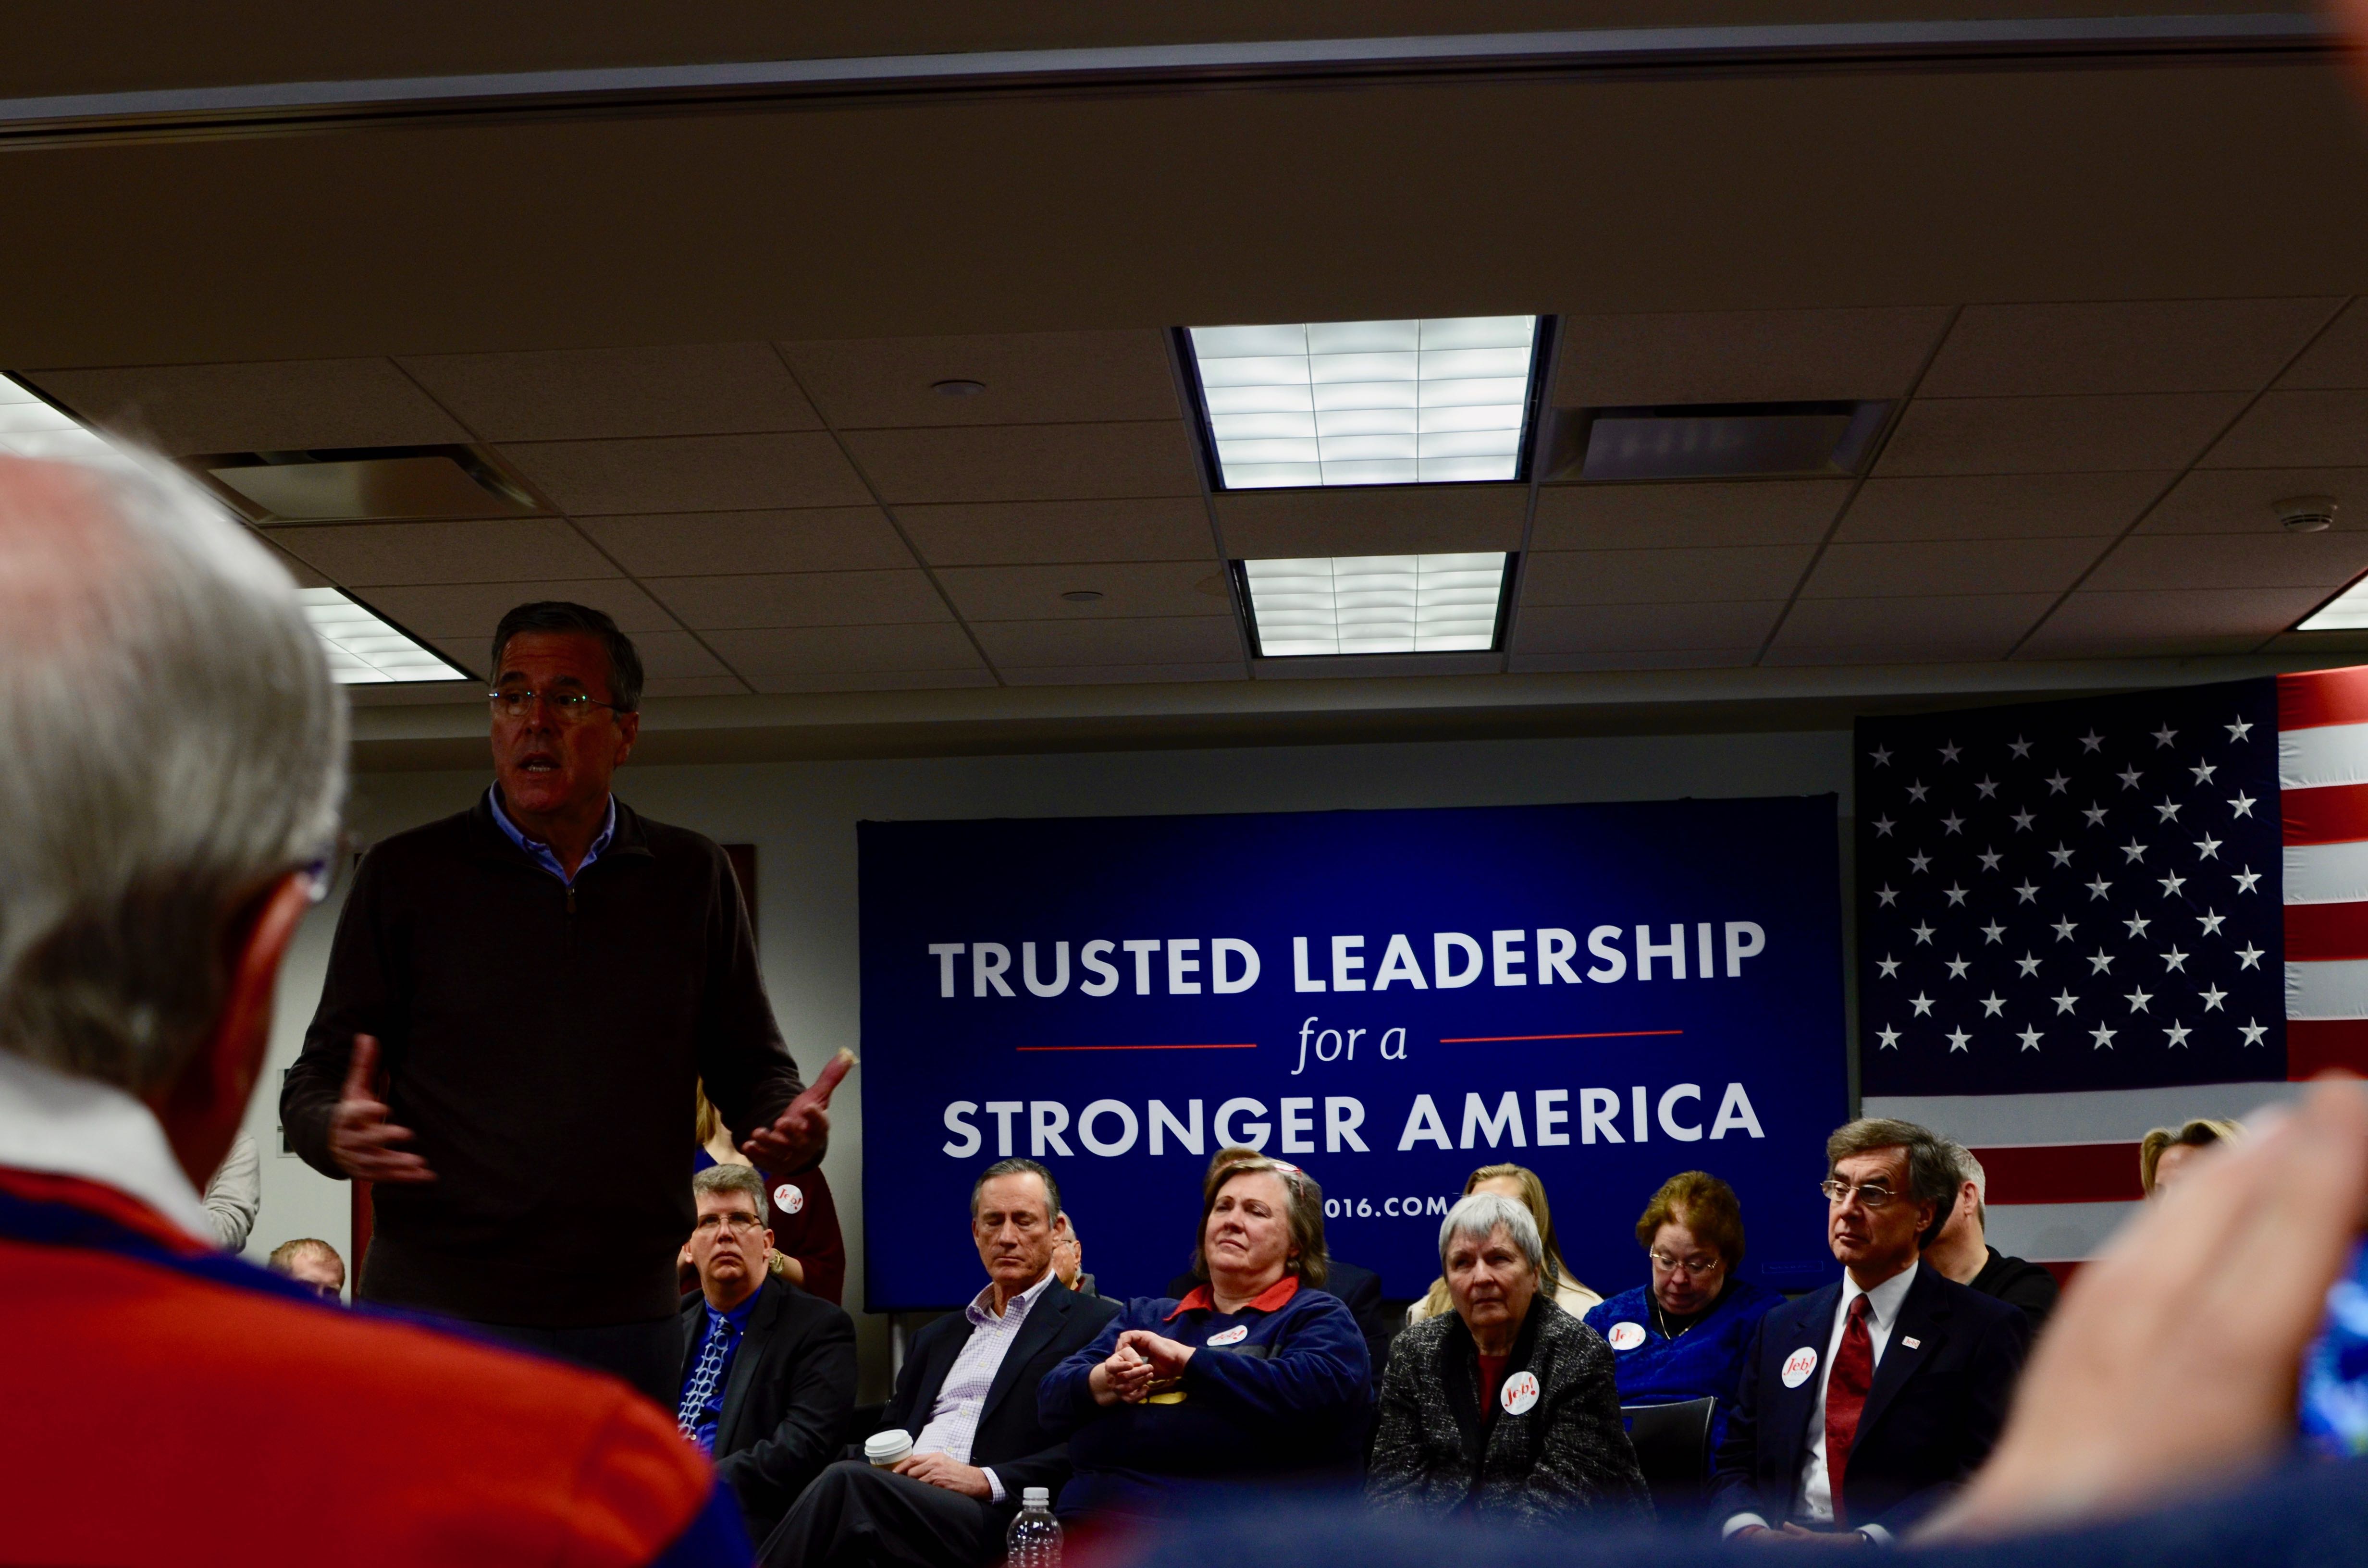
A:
677,1311,735,1452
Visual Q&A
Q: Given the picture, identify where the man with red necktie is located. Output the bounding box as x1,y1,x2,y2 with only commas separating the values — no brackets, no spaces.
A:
1713,1119,2031,1544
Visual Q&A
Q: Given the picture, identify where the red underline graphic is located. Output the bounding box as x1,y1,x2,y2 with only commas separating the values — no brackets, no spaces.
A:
1439,1029,1686,1043
1015,1042,1260,1053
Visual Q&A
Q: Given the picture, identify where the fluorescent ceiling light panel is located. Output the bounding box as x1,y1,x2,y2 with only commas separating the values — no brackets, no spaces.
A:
2299,578,2368,633
1188,317,1540,489
1243,552,1508,657
297,588,468,684
0,373,113,461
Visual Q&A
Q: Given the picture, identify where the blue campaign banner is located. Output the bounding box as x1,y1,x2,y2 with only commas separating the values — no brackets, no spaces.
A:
858,796,1848,1311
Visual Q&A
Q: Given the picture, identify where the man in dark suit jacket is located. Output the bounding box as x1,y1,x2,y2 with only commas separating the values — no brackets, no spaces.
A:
761,1158,1121,1568
1714,1119,2030,1541
678,1165,858,1542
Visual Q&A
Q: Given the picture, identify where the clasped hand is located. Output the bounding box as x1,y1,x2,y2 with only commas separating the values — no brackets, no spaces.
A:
1088,1330,1196,1405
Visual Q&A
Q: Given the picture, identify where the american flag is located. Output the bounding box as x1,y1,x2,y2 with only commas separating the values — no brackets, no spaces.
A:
1856,667,2368,1272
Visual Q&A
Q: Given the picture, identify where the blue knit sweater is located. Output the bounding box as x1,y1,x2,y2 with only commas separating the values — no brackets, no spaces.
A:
1583,1277,1779,1462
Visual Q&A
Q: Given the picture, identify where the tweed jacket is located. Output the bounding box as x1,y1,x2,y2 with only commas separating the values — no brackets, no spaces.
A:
1367,1297,1652,1527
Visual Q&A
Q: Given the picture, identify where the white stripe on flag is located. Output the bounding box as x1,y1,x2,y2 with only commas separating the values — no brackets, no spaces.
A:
2290,957,2368,1019
1985,1200,2138,1263
1862,1081,2303,1145
2281,720,2368,791
2285,840,2368,905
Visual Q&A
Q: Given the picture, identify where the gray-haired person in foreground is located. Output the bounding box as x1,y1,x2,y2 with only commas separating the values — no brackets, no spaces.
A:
0,447,741,1564
1369,1191,1652,1525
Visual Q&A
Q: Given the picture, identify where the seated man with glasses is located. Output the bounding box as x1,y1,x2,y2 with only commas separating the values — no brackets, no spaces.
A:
1585,1171,1779,1468
681,1164,857,1544
1713,1119,2031,1544
283,600,834,1405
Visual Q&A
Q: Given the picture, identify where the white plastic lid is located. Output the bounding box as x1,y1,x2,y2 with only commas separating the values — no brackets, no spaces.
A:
1023,1487,1051,1507
864,1431,913,1460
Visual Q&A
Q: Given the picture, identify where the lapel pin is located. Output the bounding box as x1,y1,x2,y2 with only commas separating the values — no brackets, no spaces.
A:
1902,1336,1922,1349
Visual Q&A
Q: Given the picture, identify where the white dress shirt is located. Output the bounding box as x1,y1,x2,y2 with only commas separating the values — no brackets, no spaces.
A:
0,1047,213,1239
1725,1260,1920,1544
913,1270,1056,1504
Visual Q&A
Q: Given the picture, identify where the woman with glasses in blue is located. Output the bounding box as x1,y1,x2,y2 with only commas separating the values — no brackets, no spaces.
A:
1583,1171,1777,1466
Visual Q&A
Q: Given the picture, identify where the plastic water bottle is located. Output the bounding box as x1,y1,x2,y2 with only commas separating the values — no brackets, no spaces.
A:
1005,1487,1062,1568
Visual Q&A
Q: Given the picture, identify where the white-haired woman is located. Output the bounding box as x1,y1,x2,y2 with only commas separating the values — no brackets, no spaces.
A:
1369,1192,1650,1525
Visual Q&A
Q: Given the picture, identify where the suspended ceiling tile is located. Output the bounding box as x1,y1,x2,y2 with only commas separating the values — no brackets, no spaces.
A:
28,359,467,456
1509,649,1760,672
251,531,333,589
497,432,871,513
1530,480,1848,551
649,568,951,630
1001,662,1247,686
1919,298,2341,397
1839,471,2168,541
897,498,1215,566
365,577,678,641
2137,467,2368,534
2202,390,2368,469
843,422,1198,504
2020,585,2332,653
703,622,984,676
1554,307,1953,407
1520,545,1812,606
937,561,1233,622
621,629,736,679
1510,600,1785,654
744,668,999,694
2082,531,2368,592
397,343,822,441
1802,537,2107,598
266,517,617,587
781,331,1180,428
1215,483,1527,558
971,615,1241,667
641,675,754,698
575,508,914,575
2278,299,2368,389
1772,592,2054,652
1875,393,2245,476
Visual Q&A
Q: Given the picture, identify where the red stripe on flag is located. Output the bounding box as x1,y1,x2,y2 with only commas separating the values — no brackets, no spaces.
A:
2279,667,2368,732
2283,781,2368,845
2288,1018,2368,1078
1967,1142,2144,1204
2285,901,2368,960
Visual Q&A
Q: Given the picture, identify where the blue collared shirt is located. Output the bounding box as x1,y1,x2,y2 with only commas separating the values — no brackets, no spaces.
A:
683,1286,764,1453
487,786,615,885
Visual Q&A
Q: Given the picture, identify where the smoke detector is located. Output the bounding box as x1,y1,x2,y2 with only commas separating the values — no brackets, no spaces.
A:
2278,495,2338,533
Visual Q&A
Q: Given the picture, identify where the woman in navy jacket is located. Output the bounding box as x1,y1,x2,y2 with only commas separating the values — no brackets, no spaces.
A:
1583,1171,1777,1464
1039,1156,1372,1520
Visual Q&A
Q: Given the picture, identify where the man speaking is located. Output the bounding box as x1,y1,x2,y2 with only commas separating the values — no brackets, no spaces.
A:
284,601,826,1404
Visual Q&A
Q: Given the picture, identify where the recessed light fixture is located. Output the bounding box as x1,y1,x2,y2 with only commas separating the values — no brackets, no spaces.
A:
297,588,468,684
1238,553,1509,657
932,379,987,397
1060,589,1103,602
1184,317,1543,489
0,372,112,461
194,445,543,522
0,374,468,683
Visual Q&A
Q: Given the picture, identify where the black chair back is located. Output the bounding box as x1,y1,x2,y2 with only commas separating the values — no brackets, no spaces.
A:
1621,1397,1717,1511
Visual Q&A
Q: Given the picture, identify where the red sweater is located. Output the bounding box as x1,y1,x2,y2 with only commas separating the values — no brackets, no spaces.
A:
0,1166,745,1567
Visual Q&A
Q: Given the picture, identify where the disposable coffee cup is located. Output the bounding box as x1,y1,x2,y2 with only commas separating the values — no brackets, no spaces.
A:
866,1431,914,1468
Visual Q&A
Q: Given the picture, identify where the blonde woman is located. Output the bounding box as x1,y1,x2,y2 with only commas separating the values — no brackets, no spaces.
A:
1407,1164,1600,1323
687,1085,848,1302
2140,1117,2245,1196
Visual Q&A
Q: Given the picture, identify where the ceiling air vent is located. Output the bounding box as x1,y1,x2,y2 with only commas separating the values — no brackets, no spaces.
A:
190,444,546,523
1543,400,1892,482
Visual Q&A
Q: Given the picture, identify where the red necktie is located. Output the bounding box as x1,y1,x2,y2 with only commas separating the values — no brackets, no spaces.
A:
1824,1295,1875,1524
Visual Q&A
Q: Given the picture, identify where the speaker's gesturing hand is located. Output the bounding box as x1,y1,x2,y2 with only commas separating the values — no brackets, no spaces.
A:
327,1035,434,1184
